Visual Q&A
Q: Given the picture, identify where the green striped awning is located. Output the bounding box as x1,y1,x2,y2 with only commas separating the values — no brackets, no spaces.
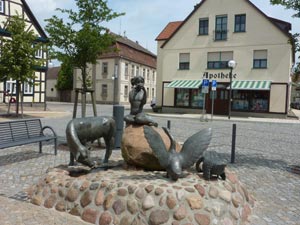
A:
167,80,202,89
230,80,272,90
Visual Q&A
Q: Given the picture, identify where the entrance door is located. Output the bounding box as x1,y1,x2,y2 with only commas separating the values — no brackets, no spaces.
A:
206,84,229,115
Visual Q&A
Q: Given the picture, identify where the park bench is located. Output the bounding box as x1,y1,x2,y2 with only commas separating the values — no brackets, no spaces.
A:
0,119,57,154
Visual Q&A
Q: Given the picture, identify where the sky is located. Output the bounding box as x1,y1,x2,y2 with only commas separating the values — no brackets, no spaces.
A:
26,0,299,64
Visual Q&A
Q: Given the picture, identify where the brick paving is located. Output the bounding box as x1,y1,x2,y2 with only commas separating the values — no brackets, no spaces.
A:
0,102,300,224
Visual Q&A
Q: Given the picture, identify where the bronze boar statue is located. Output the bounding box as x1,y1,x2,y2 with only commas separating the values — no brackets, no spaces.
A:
66,116,116,167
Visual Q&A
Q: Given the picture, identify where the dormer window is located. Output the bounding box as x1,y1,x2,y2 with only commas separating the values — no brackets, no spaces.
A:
0,0,5,14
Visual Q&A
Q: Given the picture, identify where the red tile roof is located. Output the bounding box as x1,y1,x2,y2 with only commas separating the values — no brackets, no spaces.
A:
99,35,157,69
155,21,183,41
47,66,60,80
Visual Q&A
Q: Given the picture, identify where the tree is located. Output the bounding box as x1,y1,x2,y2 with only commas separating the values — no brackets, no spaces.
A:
270,0,300,17
56,58,73,91
45,0,124,116
0,15,44,116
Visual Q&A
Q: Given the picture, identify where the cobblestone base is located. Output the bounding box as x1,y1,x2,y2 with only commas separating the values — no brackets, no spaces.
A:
28,162,254,225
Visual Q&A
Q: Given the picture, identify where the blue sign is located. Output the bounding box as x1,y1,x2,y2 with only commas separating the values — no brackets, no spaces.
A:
201,79,209,94
202,79,209,87
212,80,217,91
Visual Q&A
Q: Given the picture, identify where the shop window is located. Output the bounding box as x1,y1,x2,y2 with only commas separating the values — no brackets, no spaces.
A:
215,15,227,41
253,50,267,69
199,18,209,35
0,1,5,14
207,51,233,69
235,14,246,32
179,53,190,70
232,90,269,112
175,88,204,108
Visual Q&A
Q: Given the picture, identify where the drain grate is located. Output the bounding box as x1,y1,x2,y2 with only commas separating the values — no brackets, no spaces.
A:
287,165,300,175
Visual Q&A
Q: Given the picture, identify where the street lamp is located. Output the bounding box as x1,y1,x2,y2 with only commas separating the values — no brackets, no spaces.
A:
228,60,236,119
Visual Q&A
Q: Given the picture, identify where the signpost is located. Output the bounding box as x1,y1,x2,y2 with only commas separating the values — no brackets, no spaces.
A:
201,79,209,122
211,80,217,121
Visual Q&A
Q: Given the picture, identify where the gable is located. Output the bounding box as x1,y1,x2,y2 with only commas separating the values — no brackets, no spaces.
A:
0,0,47,40
159,0,291,49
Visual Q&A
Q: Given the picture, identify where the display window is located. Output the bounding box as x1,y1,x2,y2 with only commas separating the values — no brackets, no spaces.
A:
232,90,269,112
175,88,204,108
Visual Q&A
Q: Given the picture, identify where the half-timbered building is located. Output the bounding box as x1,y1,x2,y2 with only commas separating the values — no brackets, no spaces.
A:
0,0,48,105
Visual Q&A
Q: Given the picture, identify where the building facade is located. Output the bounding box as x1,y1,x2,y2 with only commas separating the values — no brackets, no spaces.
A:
74,35,157,105
0,0,48,105
156,0,294,116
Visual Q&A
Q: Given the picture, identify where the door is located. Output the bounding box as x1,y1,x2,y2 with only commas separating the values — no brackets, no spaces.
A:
206,84,229,115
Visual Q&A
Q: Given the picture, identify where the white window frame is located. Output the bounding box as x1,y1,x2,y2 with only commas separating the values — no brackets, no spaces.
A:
35,47,43,59
23,80,33,94
0,1,5,14
6,79,16,94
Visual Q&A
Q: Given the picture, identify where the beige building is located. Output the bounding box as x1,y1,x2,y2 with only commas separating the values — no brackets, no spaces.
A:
74,35,157,105
0,0,48,105
156,0,294,116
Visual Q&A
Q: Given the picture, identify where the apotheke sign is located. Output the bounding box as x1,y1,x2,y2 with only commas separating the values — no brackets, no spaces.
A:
203,72,237,80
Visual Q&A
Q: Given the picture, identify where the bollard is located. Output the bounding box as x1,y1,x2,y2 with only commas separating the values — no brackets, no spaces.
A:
167,120,171,130
231,124,236,163
113,105,124,148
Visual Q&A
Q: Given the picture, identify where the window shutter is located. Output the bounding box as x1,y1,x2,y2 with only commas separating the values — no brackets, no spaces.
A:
179,53,190,63
254,50,267,59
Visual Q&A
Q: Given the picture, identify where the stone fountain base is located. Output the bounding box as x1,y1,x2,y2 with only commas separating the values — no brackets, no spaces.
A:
27,160,254,225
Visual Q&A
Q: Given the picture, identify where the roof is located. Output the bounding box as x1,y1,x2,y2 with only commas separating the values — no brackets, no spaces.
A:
158,0,292,48
47,67,60,80
21,0,48,40
156,21,183,41
99,35,157,69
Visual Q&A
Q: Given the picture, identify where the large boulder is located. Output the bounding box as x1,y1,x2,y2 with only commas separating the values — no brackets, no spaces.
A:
121,125,182,170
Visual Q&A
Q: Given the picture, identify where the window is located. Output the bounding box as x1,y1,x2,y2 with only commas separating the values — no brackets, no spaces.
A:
6,80,16,94
131,65,135,78
102,62,108,75
101,84,108,97
253,50,267,68
142,68,146,78
23,81,33,94
152,71,155,82
235,14,246,32
215,15,227,41
179,53,190,70
125,63,129,80
136,66,139,76
35,48,43,58
207,51,233,69
147,69,150,82
199,18,209,35
124,85,128,97
0,1,5,14
175,88,204,108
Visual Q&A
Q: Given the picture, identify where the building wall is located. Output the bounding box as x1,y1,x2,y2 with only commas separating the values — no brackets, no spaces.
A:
157,0,293,115
74,58,157,105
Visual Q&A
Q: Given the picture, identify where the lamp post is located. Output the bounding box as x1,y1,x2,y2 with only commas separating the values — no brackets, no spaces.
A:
228,60,236,119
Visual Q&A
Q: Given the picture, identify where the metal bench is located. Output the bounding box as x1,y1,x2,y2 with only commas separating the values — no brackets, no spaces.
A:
0,119,57,154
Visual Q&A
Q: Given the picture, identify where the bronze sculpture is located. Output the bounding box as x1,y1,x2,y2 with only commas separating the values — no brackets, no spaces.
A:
66,116,116,167
124,76,158,127
144,126,212,181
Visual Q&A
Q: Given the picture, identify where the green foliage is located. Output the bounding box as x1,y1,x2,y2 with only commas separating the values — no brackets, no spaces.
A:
270,0,300,17
45,0,124,90
56,58,73,90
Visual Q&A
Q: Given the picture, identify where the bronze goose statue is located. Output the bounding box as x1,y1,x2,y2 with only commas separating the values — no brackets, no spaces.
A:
144,126,212,181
